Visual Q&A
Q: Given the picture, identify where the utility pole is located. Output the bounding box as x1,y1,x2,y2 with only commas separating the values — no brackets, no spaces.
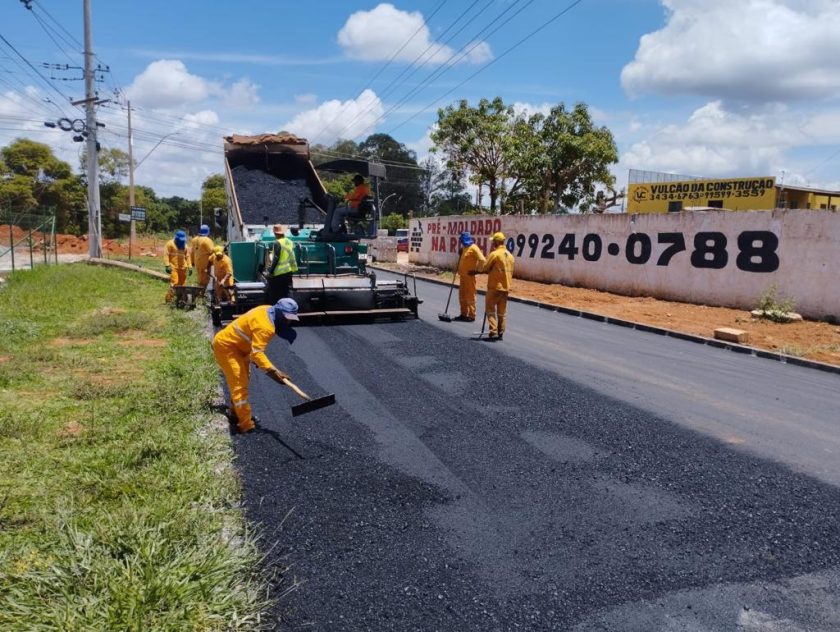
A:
127,100,136,259
83,0,101,258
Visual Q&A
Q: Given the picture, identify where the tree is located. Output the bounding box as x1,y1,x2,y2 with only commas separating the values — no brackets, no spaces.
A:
81,147,132,183
380,212,407,234
431,98,619,214
359,133,422,214
537,103,618,212
0,138,85,232
431,97,513,213
201,174,227,234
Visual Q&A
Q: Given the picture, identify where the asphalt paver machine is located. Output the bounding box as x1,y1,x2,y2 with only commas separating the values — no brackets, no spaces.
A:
212,133,419,325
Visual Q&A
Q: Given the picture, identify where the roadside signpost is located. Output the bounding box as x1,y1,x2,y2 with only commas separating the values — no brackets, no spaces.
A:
128,206,145,259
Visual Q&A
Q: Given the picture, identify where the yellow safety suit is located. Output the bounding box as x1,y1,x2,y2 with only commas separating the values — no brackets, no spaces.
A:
163,239,192,303
458,244,486,319
481,244,515,338
208,253,235,303
211,306,279,432
191,235,215,289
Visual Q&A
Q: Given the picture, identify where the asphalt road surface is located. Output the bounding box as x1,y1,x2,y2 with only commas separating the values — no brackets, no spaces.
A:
232,274,840,631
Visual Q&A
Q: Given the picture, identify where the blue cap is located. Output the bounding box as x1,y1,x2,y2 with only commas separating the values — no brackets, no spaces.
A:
174,229,186,246
274,297,299,321
199,224,210,236
459,231,474,246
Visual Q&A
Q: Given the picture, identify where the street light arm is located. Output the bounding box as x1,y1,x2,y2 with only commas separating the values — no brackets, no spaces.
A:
135,132,180,170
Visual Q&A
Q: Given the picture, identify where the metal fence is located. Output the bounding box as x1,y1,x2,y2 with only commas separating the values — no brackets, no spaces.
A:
0,209,58,272
628,169,703,184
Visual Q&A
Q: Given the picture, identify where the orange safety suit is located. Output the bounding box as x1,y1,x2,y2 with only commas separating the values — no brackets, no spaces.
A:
458,243,486,319
163,239,192,303
480,244,515,338
208,253,235,303
191,235,215,289
345,183,371,209
211,306,279,432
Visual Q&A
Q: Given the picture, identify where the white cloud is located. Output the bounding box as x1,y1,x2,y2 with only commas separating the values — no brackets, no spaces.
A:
621,0,840,102
619,101,840,185
337,3,492,65
282,89,384,144
222,78,260,109
511,102,552,117
125,60,218,108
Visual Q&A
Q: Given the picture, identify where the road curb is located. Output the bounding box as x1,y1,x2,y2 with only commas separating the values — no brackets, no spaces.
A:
87,257,170,281
372,265,840,377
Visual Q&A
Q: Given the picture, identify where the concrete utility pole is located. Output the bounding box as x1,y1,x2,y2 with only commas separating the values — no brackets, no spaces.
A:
83,0,101,258
127,100,135,259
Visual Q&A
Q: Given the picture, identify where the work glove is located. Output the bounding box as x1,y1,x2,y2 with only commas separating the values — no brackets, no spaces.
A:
165,266,172,274
187,269,193,277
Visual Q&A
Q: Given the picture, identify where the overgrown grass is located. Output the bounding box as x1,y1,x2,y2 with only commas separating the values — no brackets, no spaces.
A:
0,263,265,631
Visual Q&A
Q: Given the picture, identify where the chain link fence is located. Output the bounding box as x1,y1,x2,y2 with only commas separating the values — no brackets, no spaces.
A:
0,209,58,272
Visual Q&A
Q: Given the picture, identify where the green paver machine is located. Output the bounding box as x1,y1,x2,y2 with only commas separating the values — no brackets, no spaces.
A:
212,133,419,325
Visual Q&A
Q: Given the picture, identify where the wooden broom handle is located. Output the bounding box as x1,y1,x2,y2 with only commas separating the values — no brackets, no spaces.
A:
281,377,311,401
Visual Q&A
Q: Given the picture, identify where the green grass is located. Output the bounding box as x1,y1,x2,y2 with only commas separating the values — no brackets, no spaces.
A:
0,263,266,631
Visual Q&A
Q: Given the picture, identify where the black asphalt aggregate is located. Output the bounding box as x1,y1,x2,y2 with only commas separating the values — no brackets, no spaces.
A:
229,275,840,631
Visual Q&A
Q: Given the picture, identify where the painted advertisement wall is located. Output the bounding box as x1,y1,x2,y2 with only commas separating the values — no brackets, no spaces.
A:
627,176,777,213
408,210,840,319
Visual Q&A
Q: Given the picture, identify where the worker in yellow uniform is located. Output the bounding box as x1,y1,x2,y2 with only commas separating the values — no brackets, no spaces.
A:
163,229,192,303
454,231,486,322
212,297,299,434
207,245,235,304
470,232,514,342
191,224,215,295
267,224,298,303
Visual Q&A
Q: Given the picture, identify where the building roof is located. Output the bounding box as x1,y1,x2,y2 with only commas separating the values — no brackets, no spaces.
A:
777,184,840,196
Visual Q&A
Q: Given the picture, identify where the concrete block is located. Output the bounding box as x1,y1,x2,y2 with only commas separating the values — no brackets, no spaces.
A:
714,327,750,344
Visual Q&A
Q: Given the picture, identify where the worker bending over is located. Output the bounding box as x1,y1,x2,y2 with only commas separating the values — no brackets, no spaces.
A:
212,298,299,434
163,229,192,303
454,231,486,322
207,245,234,304
191,224,215,294
470,232,514,341
267,224,298,302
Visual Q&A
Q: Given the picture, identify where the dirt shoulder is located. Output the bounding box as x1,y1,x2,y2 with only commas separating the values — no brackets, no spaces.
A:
378,260,840,367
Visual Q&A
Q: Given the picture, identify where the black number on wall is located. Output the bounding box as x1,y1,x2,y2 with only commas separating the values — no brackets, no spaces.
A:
736,231,779,272
691,232,728,269
540,234,555,259
626,233,652,264
582,234,602,262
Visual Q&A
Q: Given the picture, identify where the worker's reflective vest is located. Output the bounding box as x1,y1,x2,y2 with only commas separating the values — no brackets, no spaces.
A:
271,237,298,276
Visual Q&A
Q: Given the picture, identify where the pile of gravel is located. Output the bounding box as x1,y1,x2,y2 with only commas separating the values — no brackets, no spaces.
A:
231,165,324,225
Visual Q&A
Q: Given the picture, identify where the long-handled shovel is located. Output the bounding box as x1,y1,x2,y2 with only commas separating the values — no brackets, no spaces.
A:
438,251,464,322
269,370,336,417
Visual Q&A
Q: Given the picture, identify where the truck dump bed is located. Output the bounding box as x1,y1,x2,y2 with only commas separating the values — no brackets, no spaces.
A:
224,134,328,240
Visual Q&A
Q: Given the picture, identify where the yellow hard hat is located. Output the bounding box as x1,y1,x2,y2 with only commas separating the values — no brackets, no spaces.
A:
213,245,223,255
491,232,505,243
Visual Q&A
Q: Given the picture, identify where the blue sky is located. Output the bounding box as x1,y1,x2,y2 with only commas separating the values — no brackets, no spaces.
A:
2,0,839,199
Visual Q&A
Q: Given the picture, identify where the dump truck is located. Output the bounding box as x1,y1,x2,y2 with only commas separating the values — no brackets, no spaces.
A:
214,133,420,324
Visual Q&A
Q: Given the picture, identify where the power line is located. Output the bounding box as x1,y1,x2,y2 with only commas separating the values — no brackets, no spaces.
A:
325,0,491,143
0,31,76,115
332,0,531,142
387,0,585,136
310,0,450,143
28,7,81,66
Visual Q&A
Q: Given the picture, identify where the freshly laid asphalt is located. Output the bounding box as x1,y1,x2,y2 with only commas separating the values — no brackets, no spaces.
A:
230,275,840,631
